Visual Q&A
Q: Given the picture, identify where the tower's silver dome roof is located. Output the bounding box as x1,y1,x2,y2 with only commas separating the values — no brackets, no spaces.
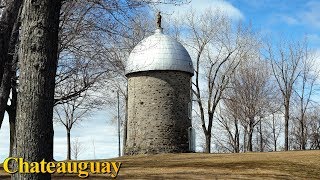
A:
125,29,194,76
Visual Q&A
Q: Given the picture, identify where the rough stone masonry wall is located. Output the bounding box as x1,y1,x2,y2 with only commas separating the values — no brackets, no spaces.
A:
125,70,192,155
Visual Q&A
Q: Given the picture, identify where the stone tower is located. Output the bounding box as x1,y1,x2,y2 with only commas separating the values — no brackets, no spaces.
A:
125,14,194,155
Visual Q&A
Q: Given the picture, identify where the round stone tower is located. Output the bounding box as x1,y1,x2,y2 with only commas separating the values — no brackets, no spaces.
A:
125,14,194,155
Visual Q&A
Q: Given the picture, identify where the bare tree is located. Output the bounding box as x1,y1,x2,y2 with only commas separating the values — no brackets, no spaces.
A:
0,0,22,130
256,118,273,152
216,108,240,153
54,90,102,160
13,0,62,179
267,39,306,151
224,58,273,151
71,137,86,160
175,9,258,153
267,111,283,151
308,108,320,149
54,3,155,159
6,0,111,157
5,9,20,157
55,1,155,156
292,45,318,150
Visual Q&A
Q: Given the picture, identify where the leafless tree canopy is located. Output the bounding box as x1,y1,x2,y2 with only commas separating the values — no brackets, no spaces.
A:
176,8,259,153
72,137,86,160
224,58,274,152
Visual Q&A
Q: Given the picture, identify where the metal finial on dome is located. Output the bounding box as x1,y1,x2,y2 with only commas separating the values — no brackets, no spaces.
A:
156,11,162,29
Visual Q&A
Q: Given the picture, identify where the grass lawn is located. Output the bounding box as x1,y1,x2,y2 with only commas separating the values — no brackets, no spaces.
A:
0,150,319,179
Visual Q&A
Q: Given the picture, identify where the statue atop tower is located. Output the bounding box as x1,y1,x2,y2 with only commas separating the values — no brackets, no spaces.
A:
156,11,162,29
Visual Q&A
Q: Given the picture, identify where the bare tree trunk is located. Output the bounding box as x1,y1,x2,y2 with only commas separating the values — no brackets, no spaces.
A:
123,95,128,155
0,0,22,130
0,0,22,80
67,128,71,160
7,86,17,170
248,130,253,152
259,118,263,152
0,59,13,129
204,112,214,153
243,126,247,152
8,82,17,157
300,107,306,150
13,0,61,179
9,114,15,157
247,118,254,152
235,119,240,153
205,133,211,153
284,99,290,151
4,5,20,157
300,119,305,150
8,107,16,157
272,113,277,151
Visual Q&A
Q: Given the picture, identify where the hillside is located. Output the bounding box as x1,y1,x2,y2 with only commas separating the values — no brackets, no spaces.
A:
1,150,319,179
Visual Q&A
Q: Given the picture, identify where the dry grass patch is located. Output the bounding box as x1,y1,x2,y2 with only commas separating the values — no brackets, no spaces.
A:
0,150,319,179
115,151,320,179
